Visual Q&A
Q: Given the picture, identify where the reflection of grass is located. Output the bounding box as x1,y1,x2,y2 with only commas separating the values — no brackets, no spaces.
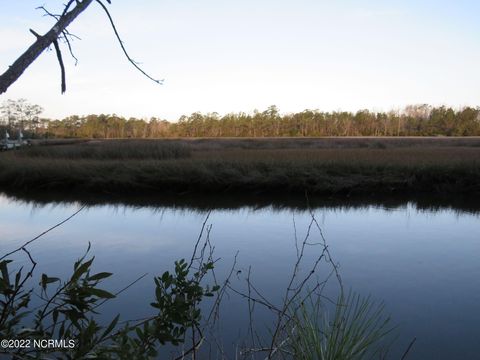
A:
0,138,479,195
288,291,392,360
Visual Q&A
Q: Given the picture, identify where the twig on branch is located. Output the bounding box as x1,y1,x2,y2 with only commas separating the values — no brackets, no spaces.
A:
61,0,76,17
172,325,204,360
93,272,149,310
62,33,79,65
0,205,85,329
0,0,95,94
52,39,67,93
401,337,417,360
0,205,86,261
0,0,163,94
36,6,61,20
95,0,164,85
189,211,211,269
37,5,80,65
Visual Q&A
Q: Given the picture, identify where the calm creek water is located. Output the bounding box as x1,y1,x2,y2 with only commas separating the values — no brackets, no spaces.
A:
1,193,479,359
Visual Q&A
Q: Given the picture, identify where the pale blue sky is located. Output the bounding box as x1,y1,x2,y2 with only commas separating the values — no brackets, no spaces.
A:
0,0,479,119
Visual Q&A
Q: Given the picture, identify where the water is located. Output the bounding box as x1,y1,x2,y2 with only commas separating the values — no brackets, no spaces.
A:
1,194,480,359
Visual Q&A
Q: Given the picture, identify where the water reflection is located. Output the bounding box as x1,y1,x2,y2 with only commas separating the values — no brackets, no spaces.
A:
1,193,479,359
5,189,480,215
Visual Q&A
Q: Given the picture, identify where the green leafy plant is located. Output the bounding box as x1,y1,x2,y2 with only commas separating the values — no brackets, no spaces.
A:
0,243,219,359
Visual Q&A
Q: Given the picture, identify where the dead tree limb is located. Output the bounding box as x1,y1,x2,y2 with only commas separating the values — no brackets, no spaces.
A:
95,0,164,85
52,39,67,93
0,0,94,95
0,0,162,95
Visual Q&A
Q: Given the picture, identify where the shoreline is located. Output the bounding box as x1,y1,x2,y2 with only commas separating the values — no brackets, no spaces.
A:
0,137,479,204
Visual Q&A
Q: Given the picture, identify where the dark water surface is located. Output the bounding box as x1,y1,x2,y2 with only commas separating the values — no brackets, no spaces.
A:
1,193,479,359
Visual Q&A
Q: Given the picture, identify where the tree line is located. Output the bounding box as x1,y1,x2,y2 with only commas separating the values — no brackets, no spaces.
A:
2,103,480,138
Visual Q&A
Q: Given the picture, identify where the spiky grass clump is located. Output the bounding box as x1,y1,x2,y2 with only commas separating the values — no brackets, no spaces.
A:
287,291,392,360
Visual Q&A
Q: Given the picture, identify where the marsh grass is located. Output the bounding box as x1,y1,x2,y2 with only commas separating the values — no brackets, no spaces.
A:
153,137,480,150
287,291,392,360
0,138,479,195
18,140,191,160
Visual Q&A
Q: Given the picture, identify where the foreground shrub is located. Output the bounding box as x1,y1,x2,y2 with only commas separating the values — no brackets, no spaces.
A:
0,243,218,359
287,291,392,360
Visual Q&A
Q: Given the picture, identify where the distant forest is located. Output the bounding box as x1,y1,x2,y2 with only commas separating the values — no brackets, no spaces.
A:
4,104,480,138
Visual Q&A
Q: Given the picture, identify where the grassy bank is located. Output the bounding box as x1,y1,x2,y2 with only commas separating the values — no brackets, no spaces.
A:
1,138,479,196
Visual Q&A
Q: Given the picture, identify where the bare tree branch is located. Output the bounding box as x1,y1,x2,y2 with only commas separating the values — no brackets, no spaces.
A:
95,0,164,85
0,205,86,261
0,0,163,94
0,0,94,94
62,33,80,65
52,39,67,93
37,4,81,65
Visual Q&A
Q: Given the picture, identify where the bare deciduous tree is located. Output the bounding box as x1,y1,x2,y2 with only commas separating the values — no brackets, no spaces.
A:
0,98,43,131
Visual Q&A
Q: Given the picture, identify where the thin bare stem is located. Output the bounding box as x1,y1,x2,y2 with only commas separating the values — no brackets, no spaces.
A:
95,0,164,85
1,205,86,261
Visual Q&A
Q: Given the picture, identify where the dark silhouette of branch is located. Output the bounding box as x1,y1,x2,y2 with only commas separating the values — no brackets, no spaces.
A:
95,0,164,85
401,337,417,360
31,26,67,93
37,5,81,66
0,205,86,261
0,0,163,95
61,0,76,18
52,39,67,93
0,206,85,328
62,34,80,66
37,6,61,20
0,0,94,94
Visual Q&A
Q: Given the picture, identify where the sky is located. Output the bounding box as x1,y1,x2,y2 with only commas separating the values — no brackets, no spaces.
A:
0,0,479,120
